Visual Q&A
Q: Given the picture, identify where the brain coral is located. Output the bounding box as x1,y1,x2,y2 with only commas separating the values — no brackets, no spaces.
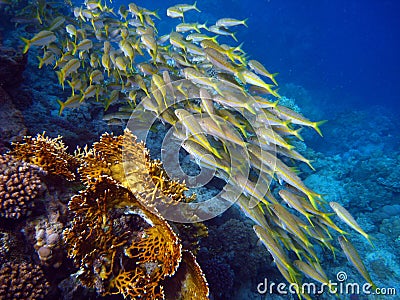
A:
0,154,44,219
0,262,50,299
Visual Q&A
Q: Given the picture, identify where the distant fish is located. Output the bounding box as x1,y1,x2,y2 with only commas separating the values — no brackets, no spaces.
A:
216,17,248,28
330,202,374,245
338,236,377,291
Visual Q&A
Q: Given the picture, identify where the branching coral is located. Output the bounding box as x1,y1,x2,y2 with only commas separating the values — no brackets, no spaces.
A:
78,129,196,210
10,132,79,181
0,154,44,219
64,131,208,299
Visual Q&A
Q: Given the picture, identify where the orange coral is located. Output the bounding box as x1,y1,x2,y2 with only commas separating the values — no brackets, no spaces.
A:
79,129,196,208
109,268,164,299
62,129,208,299
10,132,79,181
125,224,182,278
64,175,181,298
164,251,209,300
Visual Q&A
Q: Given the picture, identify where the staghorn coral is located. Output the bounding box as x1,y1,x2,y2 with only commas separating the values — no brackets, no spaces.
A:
0,154,44,219
0,262,50,300
10,132,79,181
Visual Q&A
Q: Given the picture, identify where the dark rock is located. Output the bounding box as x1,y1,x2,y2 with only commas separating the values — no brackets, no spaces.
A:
0,86,27,145
0,46,27,89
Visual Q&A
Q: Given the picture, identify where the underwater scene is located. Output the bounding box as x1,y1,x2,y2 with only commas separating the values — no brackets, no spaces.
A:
0,0,399,299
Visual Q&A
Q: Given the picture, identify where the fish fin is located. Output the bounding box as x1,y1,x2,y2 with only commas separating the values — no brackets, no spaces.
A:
231,32,238,42
56,99,66,116
21,37,31,54
304,159,315,171
270,72,279,86
56,71,65,89
271,100,279,108
293,127,304,141
193,1,201,12
313,120,328,137
242,18,249,27
363,232,376,248
37,56,44,69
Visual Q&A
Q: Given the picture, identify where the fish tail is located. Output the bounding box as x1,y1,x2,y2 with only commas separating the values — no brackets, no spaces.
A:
154,9,161,20
270,72,279,86
37,56,44,69
362,232,375,248
193,1,201,12
307,192,320,209
56,99,66,116
66,81,75,95
305,214,314,227
271,87,281,98
246,103,256,115
242,18,249,27
234,42,245,54
72,42,77,55
305,159,315,171
271,99,279,108
231,32,238,42
56,71,65,89
293,127,304,141
199,21,208,31
313,120,328,137
21,37,31,54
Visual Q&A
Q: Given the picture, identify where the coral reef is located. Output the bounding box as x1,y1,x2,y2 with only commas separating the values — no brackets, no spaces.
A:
0,262,50,299
2,0,397,297
32,217,64,268
64,176,182,298
198,212,271,299
10,132,79,181
0,130,210,299
13,0,380,297
65,130,208,298
0,154,44,219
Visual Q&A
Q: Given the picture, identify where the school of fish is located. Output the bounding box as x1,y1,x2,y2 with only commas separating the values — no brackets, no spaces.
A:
19,0,377,298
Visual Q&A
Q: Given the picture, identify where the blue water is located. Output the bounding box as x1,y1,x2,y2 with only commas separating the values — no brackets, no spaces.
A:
127,0,400,114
